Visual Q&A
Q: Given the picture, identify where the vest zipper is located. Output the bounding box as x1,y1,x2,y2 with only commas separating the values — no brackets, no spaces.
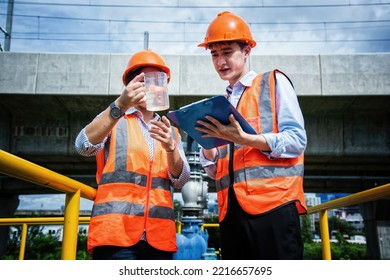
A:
143,159,153,235
225,142,235,218
228,143,234,188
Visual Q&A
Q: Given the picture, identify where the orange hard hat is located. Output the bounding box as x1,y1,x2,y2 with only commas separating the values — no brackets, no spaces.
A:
198,11,256,49
122,49,170,85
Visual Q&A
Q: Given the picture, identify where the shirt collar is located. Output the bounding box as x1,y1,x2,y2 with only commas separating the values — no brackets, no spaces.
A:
239,71,257,87
227,71,257,95
126,107,160,121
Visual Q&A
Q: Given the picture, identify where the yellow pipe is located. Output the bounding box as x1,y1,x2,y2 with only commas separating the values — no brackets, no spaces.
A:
19,223,28,260
319,210,331,260
61,190,81,260
307,183,390,214
176,221,182,233
0,149,96,200
201,223,219,231
0,216,90,226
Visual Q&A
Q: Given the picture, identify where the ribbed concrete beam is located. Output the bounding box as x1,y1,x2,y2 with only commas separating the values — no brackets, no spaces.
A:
1,53,389,97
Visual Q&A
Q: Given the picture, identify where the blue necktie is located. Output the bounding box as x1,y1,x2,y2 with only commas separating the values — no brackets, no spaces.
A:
226,85,232,100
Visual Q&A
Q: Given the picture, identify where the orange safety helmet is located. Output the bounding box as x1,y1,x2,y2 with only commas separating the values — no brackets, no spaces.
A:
198,11,256,49
122,49,171,85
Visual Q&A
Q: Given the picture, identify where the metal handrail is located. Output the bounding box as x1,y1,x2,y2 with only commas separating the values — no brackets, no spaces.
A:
306,182,390,260
1,149,390,260
0,150,96,200
0,149,96,260
0,217,91,260
0,216,91,226
307,183,390,214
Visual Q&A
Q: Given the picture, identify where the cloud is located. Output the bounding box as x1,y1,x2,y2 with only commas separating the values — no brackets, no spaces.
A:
1,0,388,54
18,194,93,211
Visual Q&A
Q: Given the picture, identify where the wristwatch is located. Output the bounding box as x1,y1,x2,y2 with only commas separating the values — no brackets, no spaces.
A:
109,102,124,119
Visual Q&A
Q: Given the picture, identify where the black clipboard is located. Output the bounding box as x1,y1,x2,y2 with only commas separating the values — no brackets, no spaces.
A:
166,95,257,149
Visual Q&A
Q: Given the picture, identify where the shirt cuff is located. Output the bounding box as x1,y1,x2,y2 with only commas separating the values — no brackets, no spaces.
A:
75,127,106,157
168,163,190,189
261,133,285,159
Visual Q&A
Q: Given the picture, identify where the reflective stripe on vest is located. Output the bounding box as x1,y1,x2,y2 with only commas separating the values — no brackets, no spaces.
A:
92,202,174,220
259,71,274,133
215,70,306,222
216,164,304,192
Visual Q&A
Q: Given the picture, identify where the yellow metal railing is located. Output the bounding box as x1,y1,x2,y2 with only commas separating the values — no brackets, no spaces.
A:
1,149,390,260
0,217,91,260
0,149,96,260
306,182,390,260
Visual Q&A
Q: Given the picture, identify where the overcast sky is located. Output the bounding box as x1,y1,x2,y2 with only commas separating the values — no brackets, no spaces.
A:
2,0,389,210
1,0,390,55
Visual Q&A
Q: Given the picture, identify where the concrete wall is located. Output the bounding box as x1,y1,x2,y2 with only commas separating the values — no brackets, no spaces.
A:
1,52,389,97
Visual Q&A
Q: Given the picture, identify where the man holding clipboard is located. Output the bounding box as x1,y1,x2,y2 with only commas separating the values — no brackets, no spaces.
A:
167,95,257,149
196,11,307,260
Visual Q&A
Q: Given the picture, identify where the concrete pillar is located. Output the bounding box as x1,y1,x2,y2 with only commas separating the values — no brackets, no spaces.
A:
360,199,390,259
0,194,20,257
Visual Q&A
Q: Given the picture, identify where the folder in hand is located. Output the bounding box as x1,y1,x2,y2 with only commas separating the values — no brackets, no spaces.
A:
166,95,257,149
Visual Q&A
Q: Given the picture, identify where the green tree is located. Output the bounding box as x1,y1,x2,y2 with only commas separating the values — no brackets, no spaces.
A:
27,233,62,260
76,230,91,260
301,215,313,243
3,225,91,260
328,215,355,238
305,215,368,260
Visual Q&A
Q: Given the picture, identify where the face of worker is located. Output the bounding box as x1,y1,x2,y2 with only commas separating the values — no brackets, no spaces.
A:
209,42,251,86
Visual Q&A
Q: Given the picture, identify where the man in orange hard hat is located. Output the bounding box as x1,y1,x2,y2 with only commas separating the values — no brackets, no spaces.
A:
196,11,307,260
75,49,190,260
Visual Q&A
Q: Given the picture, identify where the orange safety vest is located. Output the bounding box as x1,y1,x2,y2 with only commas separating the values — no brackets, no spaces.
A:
88,114,179,253
215,70,307,222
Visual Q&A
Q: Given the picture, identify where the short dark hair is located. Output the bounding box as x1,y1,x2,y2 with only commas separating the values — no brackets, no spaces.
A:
208,40,249,51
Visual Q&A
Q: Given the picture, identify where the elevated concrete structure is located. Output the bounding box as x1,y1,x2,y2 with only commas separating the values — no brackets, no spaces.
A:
1,52,389,194
1,52,390,259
